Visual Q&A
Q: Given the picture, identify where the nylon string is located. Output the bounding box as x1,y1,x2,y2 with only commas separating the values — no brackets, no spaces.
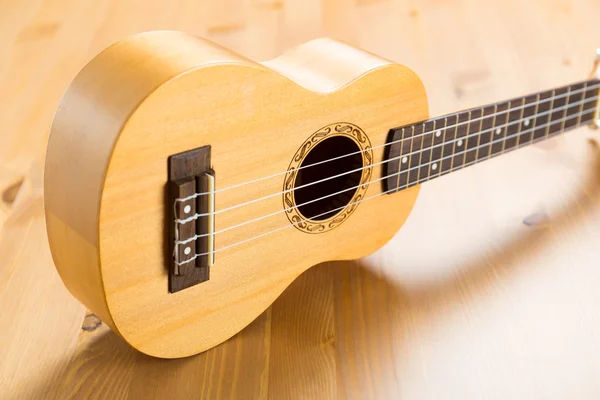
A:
175,94,598,224
174,106,597,265
176,82,600,200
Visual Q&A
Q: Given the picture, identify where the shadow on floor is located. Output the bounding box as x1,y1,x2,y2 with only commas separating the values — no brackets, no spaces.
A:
20,140,600,400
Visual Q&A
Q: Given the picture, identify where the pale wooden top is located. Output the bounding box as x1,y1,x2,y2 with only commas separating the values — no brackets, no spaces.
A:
2,0,600,398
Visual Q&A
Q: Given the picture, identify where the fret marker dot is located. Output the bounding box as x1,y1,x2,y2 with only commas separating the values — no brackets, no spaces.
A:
495,128,502,135
184,247,191,255
402,156,408,164
457,139,464,147
523,119,530,126
435,130,441,137
432,163,438,171
184,205,192,214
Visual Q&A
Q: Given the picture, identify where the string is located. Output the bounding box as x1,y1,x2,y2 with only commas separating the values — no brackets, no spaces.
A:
173,106,596,259
175,112,594,265
177,106,594,243
175,94,599,224
177,82,600,200
176,117,571,266
176,94,598,225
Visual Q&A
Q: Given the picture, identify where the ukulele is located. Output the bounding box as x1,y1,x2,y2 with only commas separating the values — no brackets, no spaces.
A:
44,31,600,358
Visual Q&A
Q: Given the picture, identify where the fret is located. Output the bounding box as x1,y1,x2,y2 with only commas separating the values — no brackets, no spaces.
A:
575,82,587,126
440,114,458,175
406,125,422,188
383,128,402,193
477,105,496,160
451,112,470,171
419,121,436,181
520,94,540,148
559,86,572,133
533,90,553,141
464,109,482,165
473,108,485,161
548,88,564,137
582,81,599,124
490,102,509,157
503,98,523,152
500,101,512,154
460,111,473,166
429,118,447,179
397,127,410,190
515,99,526,147
393,129,402,191
565,82,585,130
385,78,600,194
517,95,537,146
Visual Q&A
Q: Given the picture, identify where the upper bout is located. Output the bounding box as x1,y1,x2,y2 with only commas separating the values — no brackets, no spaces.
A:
44,31,262,332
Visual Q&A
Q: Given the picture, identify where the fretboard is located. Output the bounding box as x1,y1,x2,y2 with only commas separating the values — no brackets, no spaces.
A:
383,78,600,193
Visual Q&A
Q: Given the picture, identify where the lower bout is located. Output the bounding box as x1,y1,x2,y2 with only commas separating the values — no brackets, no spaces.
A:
124,275,297,358
110,185,420,358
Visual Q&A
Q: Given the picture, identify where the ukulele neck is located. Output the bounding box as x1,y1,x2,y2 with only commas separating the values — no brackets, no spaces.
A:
383,78,600,193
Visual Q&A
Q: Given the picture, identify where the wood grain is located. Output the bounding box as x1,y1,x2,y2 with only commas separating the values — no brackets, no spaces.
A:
3,0,600,398
45,32,426,358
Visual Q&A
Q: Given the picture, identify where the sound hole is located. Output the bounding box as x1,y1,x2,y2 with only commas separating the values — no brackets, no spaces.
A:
294,136,363,221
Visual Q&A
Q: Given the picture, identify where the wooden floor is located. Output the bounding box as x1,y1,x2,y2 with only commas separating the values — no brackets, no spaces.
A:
2,0,600,398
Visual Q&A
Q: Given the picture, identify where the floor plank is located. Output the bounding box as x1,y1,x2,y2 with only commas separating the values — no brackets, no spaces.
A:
2,0,600,399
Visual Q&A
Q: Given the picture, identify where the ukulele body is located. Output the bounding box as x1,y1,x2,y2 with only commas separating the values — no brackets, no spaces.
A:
45,31,428,358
